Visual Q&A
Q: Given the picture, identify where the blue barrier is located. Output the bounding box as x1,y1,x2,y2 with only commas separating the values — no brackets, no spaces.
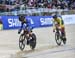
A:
1,15,75,30
1,16,53,30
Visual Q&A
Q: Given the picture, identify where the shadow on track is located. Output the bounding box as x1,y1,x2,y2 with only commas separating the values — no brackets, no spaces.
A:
15,45,60,58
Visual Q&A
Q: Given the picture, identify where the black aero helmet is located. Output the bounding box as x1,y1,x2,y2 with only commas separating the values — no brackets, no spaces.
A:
18,14,25,21
53,14,57,18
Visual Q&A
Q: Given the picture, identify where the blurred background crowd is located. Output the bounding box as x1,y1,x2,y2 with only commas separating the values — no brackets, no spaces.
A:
0,0,75,12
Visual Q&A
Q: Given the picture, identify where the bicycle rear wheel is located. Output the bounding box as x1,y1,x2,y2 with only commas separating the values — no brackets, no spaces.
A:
30,33,36,50
62,37,66,44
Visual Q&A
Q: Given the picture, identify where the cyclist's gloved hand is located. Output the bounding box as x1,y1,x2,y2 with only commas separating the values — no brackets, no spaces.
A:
53,29,55,32
18,29,21,34
18,31,20,34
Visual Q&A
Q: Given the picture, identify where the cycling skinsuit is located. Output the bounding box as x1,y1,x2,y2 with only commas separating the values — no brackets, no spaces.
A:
19,19,32,33
53,17,64,30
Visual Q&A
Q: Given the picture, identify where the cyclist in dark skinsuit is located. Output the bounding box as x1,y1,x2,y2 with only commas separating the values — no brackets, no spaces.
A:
18,14,33,44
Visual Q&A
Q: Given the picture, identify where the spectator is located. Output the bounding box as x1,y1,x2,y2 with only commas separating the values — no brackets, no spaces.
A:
28,0,35,7
0,16,3,30
0,0,75,12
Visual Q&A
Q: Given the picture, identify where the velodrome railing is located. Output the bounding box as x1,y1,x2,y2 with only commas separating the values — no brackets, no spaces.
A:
0,8,75,16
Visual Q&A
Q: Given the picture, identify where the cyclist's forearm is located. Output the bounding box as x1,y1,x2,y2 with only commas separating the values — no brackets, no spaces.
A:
53,21,55,29
19,23,23,32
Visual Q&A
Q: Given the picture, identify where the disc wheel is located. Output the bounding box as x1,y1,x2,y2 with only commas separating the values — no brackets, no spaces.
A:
30,33,36,50
62,37,66,45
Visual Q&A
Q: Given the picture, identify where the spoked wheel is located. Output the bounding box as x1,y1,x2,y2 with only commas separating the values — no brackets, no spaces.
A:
55,32,62,46
30,33,36,50
19,34,25,51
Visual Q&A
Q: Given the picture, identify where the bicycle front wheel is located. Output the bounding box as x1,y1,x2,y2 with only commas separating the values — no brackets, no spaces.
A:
55,32,62,46
19,34,25,51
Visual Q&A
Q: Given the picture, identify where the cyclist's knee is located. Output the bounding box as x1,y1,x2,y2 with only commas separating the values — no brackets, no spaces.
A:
61,27,65,32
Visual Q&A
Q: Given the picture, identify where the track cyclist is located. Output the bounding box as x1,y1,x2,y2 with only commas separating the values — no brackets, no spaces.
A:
18,14,33,44
52,14,67,43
